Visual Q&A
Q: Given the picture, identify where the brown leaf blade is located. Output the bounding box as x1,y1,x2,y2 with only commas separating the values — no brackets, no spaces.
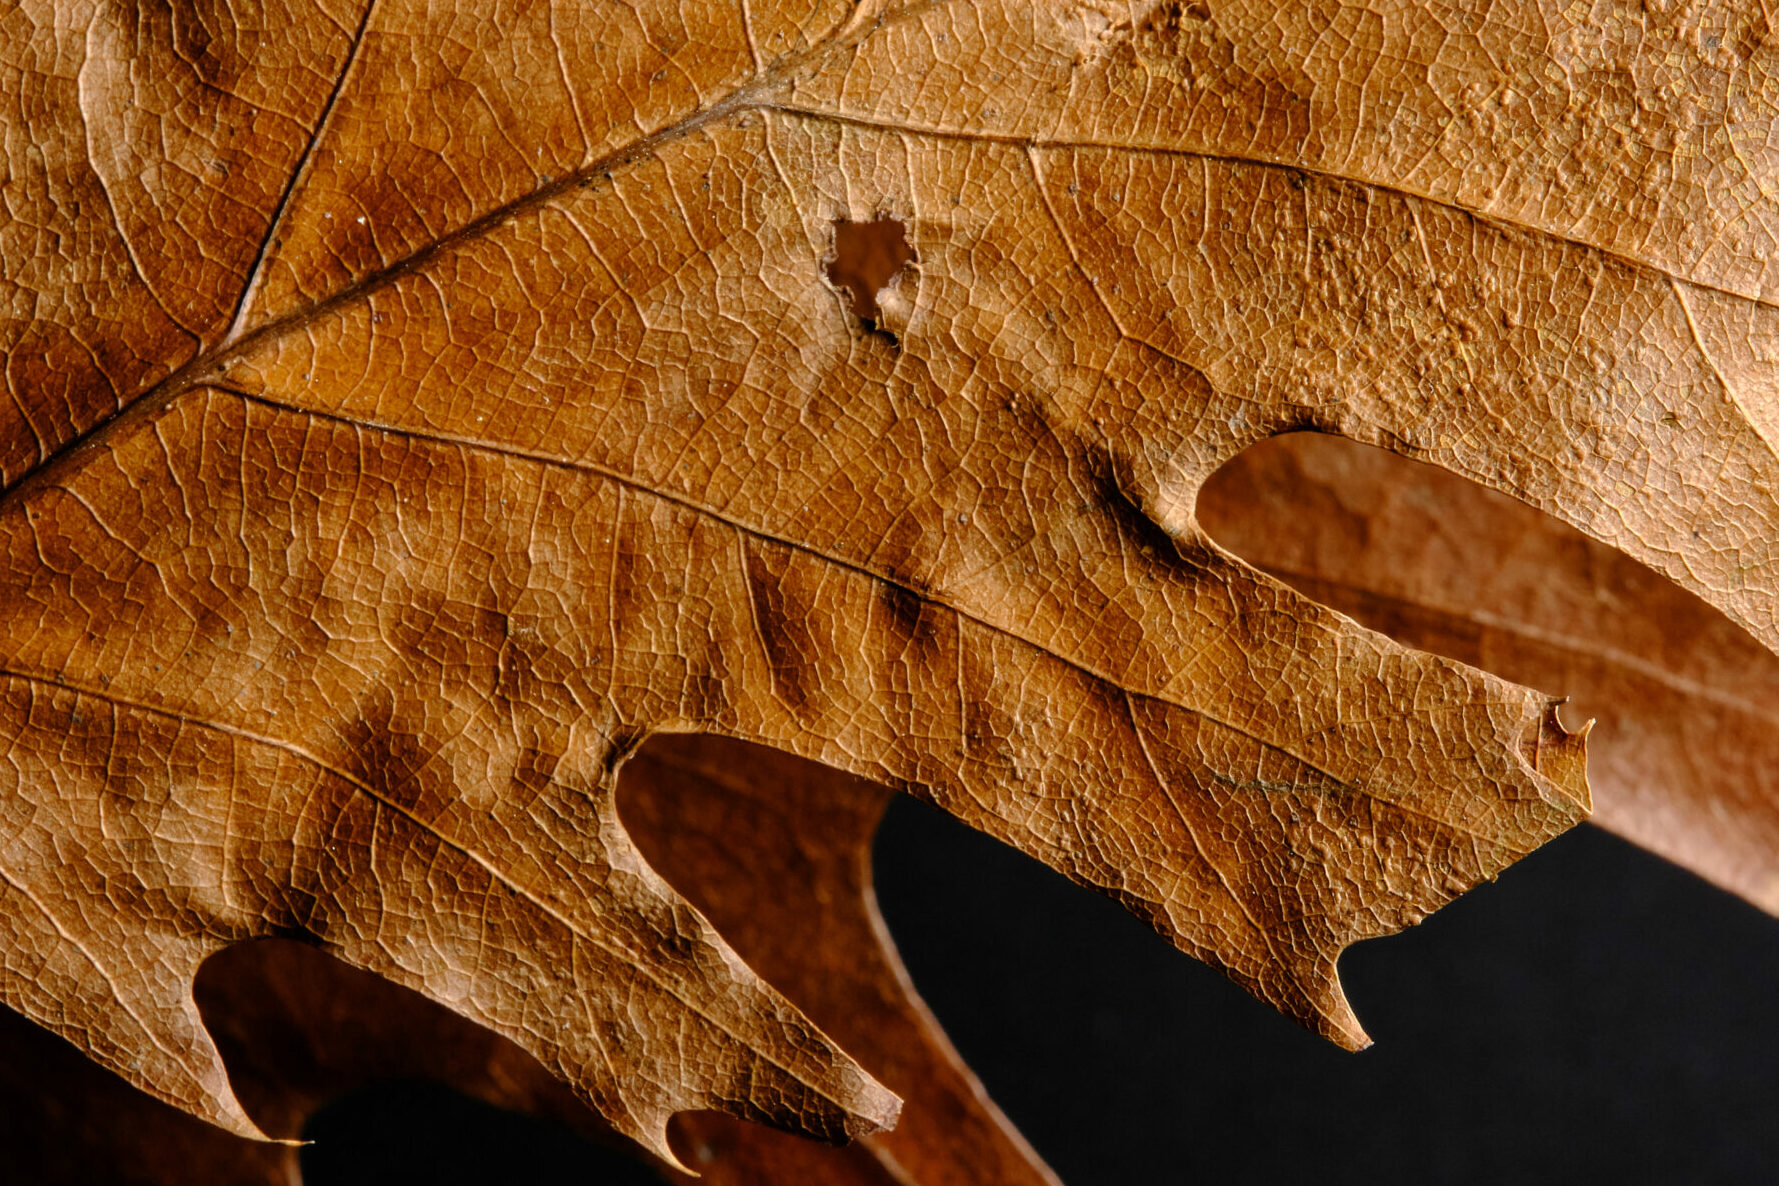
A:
1201,431,1779,914
1,0,369,483
0,663,900,1158
785,0,1779,302
21,0,1750,1152
0,733,1055,1186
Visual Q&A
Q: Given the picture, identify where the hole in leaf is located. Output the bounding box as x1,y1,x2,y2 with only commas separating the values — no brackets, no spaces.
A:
827,217,915,338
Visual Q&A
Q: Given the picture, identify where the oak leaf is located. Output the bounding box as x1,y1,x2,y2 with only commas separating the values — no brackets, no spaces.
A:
23,0,1779,1159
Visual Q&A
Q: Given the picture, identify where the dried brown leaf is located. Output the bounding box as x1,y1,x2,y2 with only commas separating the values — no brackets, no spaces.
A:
27,0,1778,1155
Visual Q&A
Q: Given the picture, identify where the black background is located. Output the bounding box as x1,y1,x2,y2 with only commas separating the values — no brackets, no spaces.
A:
304,800,1779,1186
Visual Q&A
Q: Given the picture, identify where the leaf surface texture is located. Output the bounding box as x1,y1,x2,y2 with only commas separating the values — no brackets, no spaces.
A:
26,0,1779,1153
